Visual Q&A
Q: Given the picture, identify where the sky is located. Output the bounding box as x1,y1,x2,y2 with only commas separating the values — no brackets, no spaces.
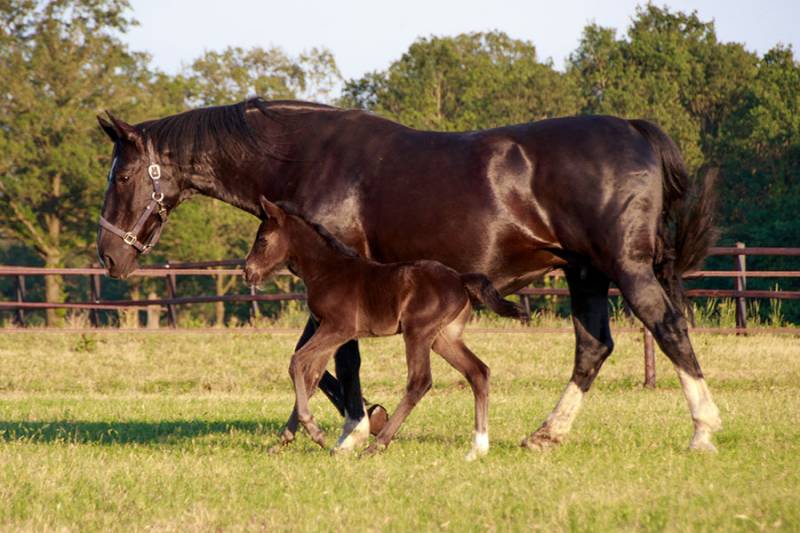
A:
125,0,800,80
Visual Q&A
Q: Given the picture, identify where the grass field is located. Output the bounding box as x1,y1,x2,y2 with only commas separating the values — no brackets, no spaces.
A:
0,328,798,531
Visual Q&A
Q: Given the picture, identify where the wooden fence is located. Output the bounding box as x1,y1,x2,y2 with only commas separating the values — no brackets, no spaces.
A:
1,243,799,388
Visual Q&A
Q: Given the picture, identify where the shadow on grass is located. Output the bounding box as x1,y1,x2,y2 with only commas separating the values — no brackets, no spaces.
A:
0,419,289,445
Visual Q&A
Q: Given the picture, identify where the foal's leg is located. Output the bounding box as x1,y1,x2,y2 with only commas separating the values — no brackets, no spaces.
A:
615,263,721,451
522,266,614,450
271,317,345,451
289,327,349,448
432,307,491,461
364,330,434,454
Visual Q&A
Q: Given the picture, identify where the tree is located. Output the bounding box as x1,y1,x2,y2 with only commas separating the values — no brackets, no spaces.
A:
183,45,341,106
341,31,580,131
569,5,758,172
0,0,150,324
149,45,341,325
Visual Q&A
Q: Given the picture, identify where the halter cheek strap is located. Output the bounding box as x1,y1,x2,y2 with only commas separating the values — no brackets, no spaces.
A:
98,140,169,255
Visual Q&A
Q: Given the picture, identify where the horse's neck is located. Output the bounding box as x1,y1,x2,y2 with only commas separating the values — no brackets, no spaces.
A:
288,221,353,287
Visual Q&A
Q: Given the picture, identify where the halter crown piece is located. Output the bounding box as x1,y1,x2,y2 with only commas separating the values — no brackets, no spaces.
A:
98,139,169,255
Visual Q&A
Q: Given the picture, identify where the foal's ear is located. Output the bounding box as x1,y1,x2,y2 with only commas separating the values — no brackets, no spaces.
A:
103,111,142,146
259,195,285,225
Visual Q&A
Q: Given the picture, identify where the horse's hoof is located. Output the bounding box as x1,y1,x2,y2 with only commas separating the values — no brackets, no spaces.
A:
689,434,718,453
521,431,562,451
333,412,370,454
367,404,389,436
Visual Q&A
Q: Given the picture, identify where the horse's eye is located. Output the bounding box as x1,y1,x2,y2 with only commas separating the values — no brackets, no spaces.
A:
119,175,130,182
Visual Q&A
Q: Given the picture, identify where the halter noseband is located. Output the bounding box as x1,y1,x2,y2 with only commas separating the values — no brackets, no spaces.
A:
98,140,168,255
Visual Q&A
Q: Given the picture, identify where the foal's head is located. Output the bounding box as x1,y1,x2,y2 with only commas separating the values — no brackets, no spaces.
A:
244,196,291,285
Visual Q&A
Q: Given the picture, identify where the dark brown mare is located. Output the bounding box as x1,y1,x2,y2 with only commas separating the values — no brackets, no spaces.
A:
244,197,527,457
96,97,721,453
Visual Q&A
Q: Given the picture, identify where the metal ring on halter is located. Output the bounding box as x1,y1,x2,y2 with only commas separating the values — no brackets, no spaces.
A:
152,191,165,202
123,232,137,245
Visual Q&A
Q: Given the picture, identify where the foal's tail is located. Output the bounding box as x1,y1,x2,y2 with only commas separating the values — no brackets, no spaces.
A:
630,119,719,321
460,273,529,323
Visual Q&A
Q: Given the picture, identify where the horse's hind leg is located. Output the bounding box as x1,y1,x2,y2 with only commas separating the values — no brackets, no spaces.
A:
522,265,613,450
364,330,434,454
432,304,491,461
615,263,721,451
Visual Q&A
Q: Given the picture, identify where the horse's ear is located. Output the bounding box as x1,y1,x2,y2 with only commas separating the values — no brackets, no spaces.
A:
97,115,118,142
259,195,285,225
104,111,141,145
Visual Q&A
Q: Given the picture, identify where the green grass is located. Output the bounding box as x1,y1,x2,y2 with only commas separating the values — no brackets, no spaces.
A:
0,329,798,531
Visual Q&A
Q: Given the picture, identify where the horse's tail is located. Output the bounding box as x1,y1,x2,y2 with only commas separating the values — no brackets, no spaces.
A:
460,273,529,322
630,119,719,321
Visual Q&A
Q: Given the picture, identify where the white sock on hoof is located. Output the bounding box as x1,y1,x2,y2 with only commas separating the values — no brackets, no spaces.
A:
676,368,722,452
333,408,370,453
465,431,489,461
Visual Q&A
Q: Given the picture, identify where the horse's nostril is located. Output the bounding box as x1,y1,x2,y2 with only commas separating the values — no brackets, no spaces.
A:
102,254,115,270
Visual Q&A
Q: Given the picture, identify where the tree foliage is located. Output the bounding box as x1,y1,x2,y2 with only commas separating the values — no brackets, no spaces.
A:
1,2,798,324
341,31,581,130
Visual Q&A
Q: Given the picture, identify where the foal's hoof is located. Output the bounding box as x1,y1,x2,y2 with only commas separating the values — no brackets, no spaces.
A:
367,404,389,436
689,433,719,453
267,429,295,455
465,446,489,462
360,442,386,458
521,431,562,451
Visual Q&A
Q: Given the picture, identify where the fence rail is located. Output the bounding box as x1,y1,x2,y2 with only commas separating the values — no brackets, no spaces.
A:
2,243,799,388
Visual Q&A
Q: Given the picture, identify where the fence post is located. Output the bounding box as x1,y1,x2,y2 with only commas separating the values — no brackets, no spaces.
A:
734,242,747,333
165,263,178,328
643,328,656,389
89,263,102,327
249,284,260,323
14,274,26,327
146,291,160,329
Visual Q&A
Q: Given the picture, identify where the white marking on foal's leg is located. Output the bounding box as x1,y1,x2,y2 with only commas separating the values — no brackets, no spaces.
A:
465,431,489,462
522,381,584,449
675,368,722,452
331,407,370,455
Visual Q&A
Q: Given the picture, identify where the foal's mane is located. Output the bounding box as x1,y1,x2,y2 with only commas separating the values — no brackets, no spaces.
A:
276,202,360,259
139,97,342,167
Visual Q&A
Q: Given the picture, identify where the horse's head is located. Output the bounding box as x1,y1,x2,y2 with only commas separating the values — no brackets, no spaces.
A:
96,113,182,278
244,196,290,285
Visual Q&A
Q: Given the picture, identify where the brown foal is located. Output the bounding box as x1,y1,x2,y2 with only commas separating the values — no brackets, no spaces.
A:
244,197,528,458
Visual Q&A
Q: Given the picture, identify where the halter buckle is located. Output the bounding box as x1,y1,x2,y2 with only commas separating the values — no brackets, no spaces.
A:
152,191,165,203
148,164,161,180
123,232,138,245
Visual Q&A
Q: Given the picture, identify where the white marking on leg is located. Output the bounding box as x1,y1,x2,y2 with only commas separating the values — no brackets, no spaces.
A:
676,368,722,452
544,381,584,439
465,431,489,462
332,408,370,454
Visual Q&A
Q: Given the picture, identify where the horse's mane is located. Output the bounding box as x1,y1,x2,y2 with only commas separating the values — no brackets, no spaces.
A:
139,97,343,167
276,201,360,259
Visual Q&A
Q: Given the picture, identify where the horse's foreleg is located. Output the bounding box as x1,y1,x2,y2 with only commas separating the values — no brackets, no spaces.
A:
522,266,613,450
327,339,369,454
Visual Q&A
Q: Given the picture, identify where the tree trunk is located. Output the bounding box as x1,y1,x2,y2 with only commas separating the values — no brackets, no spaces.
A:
44,251,64,326
44,173,64,326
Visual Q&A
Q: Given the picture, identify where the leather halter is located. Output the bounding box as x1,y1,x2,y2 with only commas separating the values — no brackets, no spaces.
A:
98,140,168,255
